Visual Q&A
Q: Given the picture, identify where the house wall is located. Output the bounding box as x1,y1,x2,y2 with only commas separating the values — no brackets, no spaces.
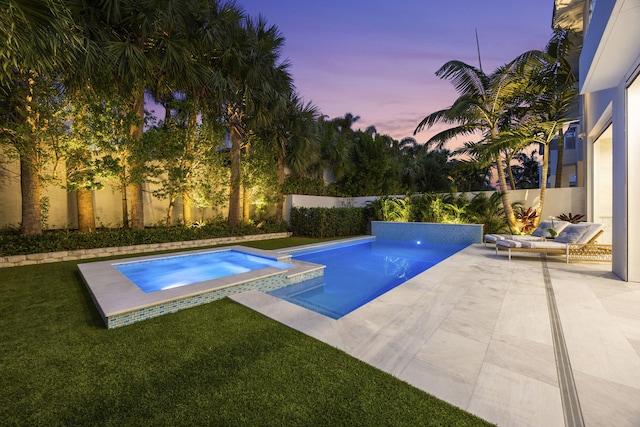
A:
580,0,640,282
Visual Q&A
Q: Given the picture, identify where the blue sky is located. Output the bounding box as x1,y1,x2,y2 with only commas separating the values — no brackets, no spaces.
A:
238,0,554,143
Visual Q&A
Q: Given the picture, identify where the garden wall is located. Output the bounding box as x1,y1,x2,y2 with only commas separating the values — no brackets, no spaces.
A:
285,188,586,224
0,154,586,232
0,160,229,229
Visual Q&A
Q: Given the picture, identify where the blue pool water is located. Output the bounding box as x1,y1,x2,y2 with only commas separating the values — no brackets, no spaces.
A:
115,250,292,293
269,239,466,319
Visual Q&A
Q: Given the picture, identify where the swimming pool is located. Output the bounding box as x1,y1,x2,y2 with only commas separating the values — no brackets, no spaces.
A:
115,250,292,293
269,239,466,318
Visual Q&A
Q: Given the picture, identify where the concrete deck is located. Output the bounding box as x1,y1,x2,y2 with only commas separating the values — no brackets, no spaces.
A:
231,243,640,427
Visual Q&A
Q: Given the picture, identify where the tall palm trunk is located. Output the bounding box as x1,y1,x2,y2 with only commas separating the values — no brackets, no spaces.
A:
19,78,43,235
128,89,145,230
535,143,551,227
228,122,242,228
554,127,565,188
491,127,519,233
76,188,95,232
20,151,43,235
506,151,517,190
495,152,520,234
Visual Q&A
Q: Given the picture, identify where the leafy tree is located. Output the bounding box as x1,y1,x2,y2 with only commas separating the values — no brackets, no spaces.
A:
510,150,540,189
73,0,203,229
334,131,402,196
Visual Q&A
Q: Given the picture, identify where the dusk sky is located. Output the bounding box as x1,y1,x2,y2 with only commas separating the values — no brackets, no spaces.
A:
238,1,554,144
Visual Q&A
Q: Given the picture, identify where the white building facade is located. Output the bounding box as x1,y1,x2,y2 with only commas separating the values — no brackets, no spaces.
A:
575,0,640,281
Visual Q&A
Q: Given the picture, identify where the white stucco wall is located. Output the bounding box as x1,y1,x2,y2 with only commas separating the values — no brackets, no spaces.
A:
580,0,640,282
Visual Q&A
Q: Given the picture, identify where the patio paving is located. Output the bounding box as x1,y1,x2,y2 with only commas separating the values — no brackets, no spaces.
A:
231,243,640,427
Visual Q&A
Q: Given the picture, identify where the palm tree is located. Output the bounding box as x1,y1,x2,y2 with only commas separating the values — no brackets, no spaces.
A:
217,15,292,227
266,92,320,222
0,0,80,235
536,28,578,188
317,115,353,184
158,1,242,224
414,60,524,232
495,28,578,225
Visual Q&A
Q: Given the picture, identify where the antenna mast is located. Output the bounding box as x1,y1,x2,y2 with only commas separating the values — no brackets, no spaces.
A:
475,28,483,72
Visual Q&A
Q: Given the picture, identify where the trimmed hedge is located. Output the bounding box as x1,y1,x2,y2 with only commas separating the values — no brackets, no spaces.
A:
0,220,288,256
290,207,367,238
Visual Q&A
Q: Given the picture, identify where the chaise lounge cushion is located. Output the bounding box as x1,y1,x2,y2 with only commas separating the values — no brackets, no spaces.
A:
484,220,570,244
530,220,570,238
496,239,566,250
553,222,602,244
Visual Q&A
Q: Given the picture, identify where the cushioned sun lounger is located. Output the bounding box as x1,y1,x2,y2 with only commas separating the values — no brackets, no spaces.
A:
484,219,570,246
495,222,609,262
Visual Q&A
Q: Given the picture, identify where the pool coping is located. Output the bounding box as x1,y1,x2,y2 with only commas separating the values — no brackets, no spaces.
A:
78,245,324,328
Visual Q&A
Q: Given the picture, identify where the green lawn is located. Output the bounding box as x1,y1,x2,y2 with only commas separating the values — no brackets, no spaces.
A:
0,237,492,426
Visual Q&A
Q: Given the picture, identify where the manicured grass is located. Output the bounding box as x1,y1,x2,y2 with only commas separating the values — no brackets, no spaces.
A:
0,237,492,426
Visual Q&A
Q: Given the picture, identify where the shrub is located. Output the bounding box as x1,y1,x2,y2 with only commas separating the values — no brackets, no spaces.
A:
290,207,367,238
0,219,289,256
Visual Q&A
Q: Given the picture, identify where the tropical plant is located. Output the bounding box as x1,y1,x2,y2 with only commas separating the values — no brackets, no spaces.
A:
557,212,585,223
514,206,538,234
414,60,526,233
466,192,509,234
364,196,410,222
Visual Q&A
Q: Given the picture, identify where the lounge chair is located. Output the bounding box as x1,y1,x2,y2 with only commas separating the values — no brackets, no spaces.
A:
484,219,571,246
495,222,611,262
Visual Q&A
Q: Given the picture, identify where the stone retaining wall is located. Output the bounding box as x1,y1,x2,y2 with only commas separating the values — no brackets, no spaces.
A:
0,232,292,269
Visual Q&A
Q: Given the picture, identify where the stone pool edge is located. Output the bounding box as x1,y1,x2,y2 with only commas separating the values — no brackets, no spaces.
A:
79,245,323,329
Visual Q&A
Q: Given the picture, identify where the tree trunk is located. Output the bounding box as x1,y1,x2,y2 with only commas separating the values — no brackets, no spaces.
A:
495,154,519,233
555,127,565,188
128,89,145,230
275,156,285,223
242,143,251,222
165,195,175,227
183,194,193,224
120,178,129,229
20,152,43,235
128,183,144,229
76,188,96,232
535,142,551,228
507,153,516,190
227,124,242,228
242,186,250,222
182,99,198,224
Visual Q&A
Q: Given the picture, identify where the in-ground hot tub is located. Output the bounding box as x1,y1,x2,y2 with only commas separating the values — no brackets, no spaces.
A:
78,246,323,329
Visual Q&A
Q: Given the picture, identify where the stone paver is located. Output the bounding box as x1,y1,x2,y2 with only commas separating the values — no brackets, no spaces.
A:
232,244,640,427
